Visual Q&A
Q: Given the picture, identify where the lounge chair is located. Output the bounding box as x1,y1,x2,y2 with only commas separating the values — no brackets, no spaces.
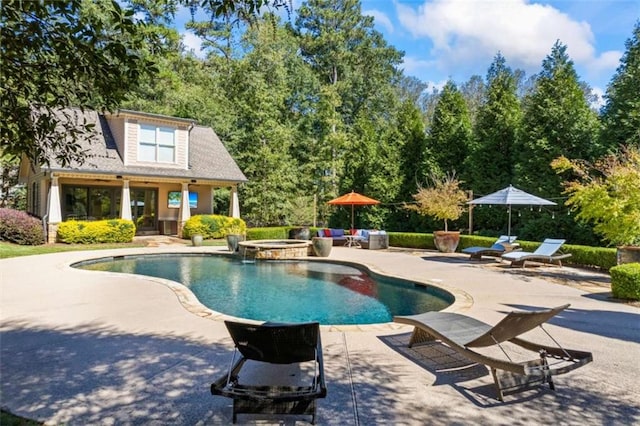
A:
394,304,592,400
501,238,571,267
462,235,519,260
210,321,327,424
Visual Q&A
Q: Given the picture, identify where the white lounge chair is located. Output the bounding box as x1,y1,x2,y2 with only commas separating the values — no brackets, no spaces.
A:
501,238,571,267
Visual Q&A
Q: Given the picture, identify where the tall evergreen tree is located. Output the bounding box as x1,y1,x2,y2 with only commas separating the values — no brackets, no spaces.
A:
514,42,601,243
427,80,472,177
515,42,601,198
465,53,522,233
466,53,521,194
601,21,640,149
224,16,310,225
294,0,403,205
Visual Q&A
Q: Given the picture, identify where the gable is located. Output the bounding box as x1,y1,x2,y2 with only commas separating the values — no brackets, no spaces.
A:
35,109,246,184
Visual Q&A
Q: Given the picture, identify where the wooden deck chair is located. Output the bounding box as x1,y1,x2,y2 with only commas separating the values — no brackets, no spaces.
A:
211,321,327,424
462,235,519,260
501,238,572,267
394,304,592,400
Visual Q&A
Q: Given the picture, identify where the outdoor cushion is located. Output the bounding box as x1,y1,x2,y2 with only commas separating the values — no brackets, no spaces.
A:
332,228,345,237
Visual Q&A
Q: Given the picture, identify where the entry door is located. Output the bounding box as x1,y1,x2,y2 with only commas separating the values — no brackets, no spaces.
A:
131,188,157,233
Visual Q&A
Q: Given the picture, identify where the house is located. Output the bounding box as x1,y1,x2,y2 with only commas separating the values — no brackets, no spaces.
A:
19,109,247,243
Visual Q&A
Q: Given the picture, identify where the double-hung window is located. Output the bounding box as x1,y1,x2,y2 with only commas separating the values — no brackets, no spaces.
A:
138,124,176,163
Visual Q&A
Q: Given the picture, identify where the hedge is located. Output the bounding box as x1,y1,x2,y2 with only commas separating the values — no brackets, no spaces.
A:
0,208,45,245
57,219,135,243
610,263,640,301
387,232,617,270
246,227,289,240
182,215,246,239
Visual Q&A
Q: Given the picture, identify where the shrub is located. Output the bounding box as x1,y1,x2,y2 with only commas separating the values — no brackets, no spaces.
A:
247,227,288,240
388,232,436,250
610,263,640,300
57,219,135,243
0,208,45,245
405,173,467,232
552,146,640,247
182,215,247,239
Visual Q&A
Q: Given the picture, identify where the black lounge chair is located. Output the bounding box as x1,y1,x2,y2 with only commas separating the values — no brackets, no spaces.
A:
211,321,327,424
394,304,592,400
462,235,519,260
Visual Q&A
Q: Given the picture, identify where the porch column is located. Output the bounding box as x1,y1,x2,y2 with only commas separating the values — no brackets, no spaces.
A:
120,179,132,220
48,176,62,223
229,185,240,218
47,176,62,243
178,183,191,237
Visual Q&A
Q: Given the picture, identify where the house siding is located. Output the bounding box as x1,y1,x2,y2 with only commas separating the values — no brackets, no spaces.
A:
17,109,246,240
121,118,189,170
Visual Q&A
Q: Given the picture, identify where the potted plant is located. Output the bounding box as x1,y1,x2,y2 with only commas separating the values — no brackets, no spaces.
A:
225,222,247,253
311,235,333,257
552,145,640,264
406,172,468,253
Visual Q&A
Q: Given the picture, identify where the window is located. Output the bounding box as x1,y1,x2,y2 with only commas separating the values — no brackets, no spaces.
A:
62,186,121,221
138,124,176,163
31,182,40,216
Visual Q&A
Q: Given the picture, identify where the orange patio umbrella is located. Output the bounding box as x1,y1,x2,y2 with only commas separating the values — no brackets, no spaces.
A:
327,191,380,230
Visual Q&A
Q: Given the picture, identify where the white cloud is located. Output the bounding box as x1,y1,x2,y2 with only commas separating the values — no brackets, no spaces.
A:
181,31,205,59
401,56,436,75
588,50,622,72
395,0,619,77
364,9,394,34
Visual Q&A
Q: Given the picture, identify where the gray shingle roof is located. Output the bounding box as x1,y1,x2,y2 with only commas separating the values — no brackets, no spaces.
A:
46,110,247,183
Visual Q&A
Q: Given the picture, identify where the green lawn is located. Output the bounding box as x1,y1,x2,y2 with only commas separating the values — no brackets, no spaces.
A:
0,239,227,259
0,410,42,425
0,241,147,259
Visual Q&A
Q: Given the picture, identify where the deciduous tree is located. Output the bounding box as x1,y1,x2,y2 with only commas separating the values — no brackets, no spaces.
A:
1,0,155,166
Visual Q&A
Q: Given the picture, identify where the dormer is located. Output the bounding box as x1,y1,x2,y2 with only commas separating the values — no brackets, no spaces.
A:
105,110,195,170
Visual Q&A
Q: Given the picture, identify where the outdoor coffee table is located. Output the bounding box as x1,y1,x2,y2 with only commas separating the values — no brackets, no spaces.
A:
344,235,361,248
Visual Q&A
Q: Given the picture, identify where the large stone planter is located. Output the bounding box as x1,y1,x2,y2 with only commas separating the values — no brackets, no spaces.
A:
617,246,640,265
433,231,460,253
312,237,332,257
191,234,203,247
226,234,246,252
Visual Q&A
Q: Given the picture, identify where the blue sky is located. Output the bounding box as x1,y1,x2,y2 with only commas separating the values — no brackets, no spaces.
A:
179,0,639,104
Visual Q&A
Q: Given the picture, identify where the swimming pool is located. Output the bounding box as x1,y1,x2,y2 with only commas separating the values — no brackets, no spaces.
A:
75,254,453,325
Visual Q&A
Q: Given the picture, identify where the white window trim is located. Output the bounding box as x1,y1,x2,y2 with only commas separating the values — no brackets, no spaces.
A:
138,124,177,164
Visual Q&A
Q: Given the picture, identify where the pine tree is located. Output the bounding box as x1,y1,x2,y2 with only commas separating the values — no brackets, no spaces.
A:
601,21,640,149
515,42,601,198
427,81,472,177
467,53,521,195
465,53,522,233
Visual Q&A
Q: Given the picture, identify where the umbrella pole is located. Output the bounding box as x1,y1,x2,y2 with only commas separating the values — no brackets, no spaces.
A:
508,205,512,237
351,204,354,230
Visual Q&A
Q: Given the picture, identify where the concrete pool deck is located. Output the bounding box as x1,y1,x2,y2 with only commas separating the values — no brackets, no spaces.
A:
1,244,639,425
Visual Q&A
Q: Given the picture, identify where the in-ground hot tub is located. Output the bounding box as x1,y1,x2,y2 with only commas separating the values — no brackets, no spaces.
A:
238,239,313,260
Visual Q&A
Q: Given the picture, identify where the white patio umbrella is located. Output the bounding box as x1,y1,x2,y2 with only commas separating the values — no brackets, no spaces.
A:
467,185,556,237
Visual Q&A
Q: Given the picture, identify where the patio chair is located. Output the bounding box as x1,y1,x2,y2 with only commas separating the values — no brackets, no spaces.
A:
210,321,327,424
501,238,572,267
462,235,519,260
394,304,592,400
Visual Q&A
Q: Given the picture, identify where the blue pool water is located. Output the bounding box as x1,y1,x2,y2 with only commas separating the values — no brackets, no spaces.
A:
76,254,453,325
